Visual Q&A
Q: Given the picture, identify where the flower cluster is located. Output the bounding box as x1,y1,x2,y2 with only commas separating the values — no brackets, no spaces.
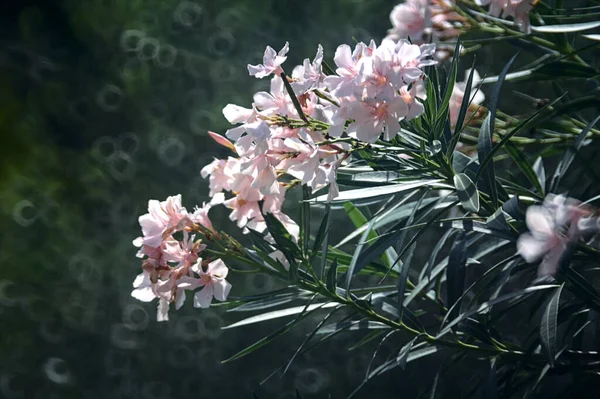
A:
131,195,231,321
475,0,535,34
386,0,466,44
200,39,437,238
517,194,592,277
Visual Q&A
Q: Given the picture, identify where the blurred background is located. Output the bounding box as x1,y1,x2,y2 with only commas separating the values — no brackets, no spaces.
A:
1,0,596,398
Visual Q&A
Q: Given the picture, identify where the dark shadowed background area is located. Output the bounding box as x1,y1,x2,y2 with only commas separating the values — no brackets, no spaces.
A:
2,0,595,398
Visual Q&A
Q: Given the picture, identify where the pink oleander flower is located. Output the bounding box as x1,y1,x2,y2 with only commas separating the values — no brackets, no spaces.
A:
190,202,215,232
133,195,189,249
400,79,426,120
253,76,292,117
291,44,325,95
248,42,290,78
449,69,485,126
386,0,464,43
132,268,189,321
475,0,534,34
347,97,409,143
517,194,590,277
201,157,238,197
181,259,232,308
324,42,367,98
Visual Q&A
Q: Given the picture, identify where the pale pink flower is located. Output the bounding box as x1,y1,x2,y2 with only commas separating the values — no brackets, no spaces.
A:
248,42,290,78
133,195,189,248
162,231,205,267
190,202,215,232
222,104,262,141
223,196,264,230
184,259,232,308
386,0,463,43
476,0,533,34
253,76,291,116
201,158,236,197
291,44,325,94
346,97,408,143
387,0,428,42
324,43,367,98
517,194,590,277
400,79,426,120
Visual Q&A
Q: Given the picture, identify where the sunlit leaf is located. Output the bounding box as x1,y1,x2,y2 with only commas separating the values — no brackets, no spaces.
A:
532,20,600,33
454,173,480,212
540,284,564,367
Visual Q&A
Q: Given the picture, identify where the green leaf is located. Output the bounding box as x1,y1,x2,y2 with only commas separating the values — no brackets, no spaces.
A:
317,320,390,335
454,173,480,212
421,229,456,282
224,302,338,329
478,114,498,207
441,220,517,241
222,297,322,363
312,204,331,259
344,218,376,295
532,20,600,33
452,61,477,139
308,179,449,203
533,157,546,196
396,335,421,370
550,115,600,192
540,283,565,367
504,142,545,196
583,34,600,41
478,54,517,207
229,291,306,312
326,258,339,293
283,307,341,374
446,232,468,320
261,209,301,274
301,185,311,257
436,284,560,339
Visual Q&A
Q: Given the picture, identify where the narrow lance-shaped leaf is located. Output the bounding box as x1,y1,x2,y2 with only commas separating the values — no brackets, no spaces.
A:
437,284,559,339
308,180,448,203
260,207,301,276
477,53,518,207
550,115,600,192
532,20,600,33
533,157,546,196
312,203,331,259
478,113,499,207
301,185,311,258
396,335,421,370
221,296,320,363
452,59,477,140
454,173,480,212
446,231,467,320
326,258,339,293
540,283,565,367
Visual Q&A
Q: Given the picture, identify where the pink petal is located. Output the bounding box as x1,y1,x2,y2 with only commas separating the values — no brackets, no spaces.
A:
193,286,214,308
207,259,228,278
213,280,232,302
517,233,550,263
525,206,554,237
